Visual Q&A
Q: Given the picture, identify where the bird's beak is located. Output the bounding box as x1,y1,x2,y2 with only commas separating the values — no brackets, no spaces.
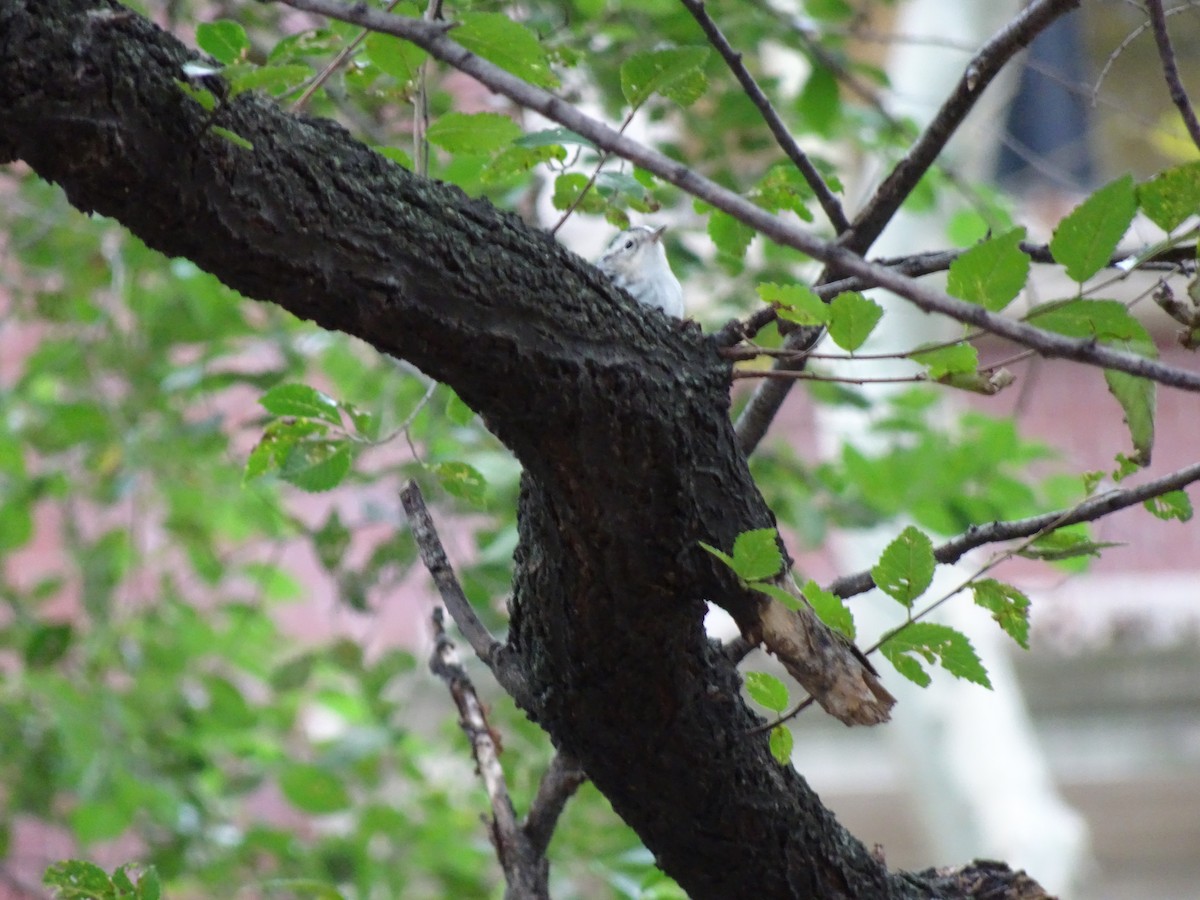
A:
650,225,667,243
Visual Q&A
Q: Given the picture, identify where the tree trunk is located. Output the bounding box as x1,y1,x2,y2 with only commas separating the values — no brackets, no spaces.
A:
0,1,1047,896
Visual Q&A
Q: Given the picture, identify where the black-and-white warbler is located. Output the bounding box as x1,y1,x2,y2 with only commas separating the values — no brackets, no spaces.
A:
596,225,684,318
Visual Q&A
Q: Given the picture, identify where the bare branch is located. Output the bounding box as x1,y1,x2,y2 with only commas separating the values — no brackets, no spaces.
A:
827,460,1200,599
1146,0,1200,152
844,0,1081,255
679,0,850,234
522,751,587,858
429,609,550,900
401,480,501,663
279,0,1200,399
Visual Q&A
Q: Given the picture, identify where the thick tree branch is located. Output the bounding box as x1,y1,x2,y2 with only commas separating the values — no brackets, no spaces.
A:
1146,0,1200,152
429,609,549,900
274,0,1200,398
0,3,919,895
679,0,850,234
828,460,1200,600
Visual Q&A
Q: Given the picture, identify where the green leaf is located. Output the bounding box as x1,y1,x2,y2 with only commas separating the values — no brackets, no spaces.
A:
730,528,784,581
1026,298,1149,342
946,227,1029,311
176,79,217,112
223,63,311,98
871,525,935,607
881,622,991,688
802,580,855,639
1144,489,1193,522
757,282,829,325
1018,529,1118,562
910,342,977,379
769,725,794,765
432,461,488,507
1049,175,1136,282
211,126,253,151
971,579,1031,649
455,12,558,89
445,390,475,426
744,671,789,712
196,20,249,65
280,439,354,492
43,860,115,895
1104,368,1155,465
279,764,351,814
795,65,840,136
620,47,710,108
258,879,347,900
363,32,427,84
827,291,883,352
24,623,73,668
754,165,816,220
751,582,803,611
552,172,603,213
70,799,134,845
260,383,343,425
706,210,755,264
1137,161,1200,232
426,111,521,154
698,541,735,571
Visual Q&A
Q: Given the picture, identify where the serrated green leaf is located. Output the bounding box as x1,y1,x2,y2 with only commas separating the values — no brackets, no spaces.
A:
224,63,311,98
196,20,249,65
802,579,854,639
757,282,830,326
1137,161,1200,232
1026,298,1150,343
947,227,1029,311
432,461,488,507
260,383,343,425
971,579,1031,649
620,47,710,108
769,724,794,765
706,210,755,264
280,439,353,492
796,65,840,136
1104,367,1155,465
552,172,603,212
730,528,784,580
827,291,883,352
754,165,816,220
881,622,991,688
698,540,736,571
1018,529,1118,562
744,671,789,712
751,582,803,611
910,342,978,378
43,860,114,893
426,111,521,154
1144,489,1193,521
1050,175,1136,282
871,525,935,607
455,12,558,89
364,32,427,84
279,763,351,814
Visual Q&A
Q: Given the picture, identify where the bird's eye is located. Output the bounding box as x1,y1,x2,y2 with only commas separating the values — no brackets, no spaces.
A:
624,240,634,250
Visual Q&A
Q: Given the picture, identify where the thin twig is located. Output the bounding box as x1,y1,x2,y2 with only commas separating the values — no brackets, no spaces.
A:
731,369,926,385
1146,0,1200,152
843,0,1081,255
293,0,409,110
400,480,501,665
827,460,1200,600
550,110,635,235
680,0,850,234
275,0,1200,396
429,609,550,900
522,751,587,858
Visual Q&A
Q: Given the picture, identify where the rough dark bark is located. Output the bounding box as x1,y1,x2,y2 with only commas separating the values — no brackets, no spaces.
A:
0,1,1046,896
